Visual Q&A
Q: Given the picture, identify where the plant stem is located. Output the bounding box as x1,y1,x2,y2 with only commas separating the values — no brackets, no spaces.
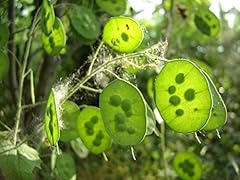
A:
161,122,168,179
63,51,146,103
87,40,104,76
13,8,40,145
62,41,168,103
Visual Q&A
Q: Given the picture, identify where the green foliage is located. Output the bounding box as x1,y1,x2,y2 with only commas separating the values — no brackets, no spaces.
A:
60,100,79,142
1,0,238,179
55,153,76,180
44,90,60,146
103,16,143,53
41,17,66,55
194,9,220,36
69,5,100,43
96,0,127,16
77,106,112,154
41,0,55,35
0,50,9,80
173,152,202,180
100,79,147,145
155,59,212,133
202,72,227,131
0,22,9,48
0,139,41,180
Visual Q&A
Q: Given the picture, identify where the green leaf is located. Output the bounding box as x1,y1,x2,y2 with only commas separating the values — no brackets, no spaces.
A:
173,152,202,180
194,9,220,36
77,106,111,154
99,79,147,145
202,72,227,131
69,5,100,40
96,0,126,16
60,100,79,142
70,138,89,159
44,89,60,146
0,22,9,47
103,16,143,53
0,50,9,81
41,0,55,35
55,153,76,180
41,17,66,56
0,141,41,180
154,59,212,133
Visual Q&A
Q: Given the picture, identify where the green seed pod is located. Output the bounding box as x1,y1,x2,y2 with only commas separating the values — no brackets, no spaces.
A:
173,152,202,180
103,17,143,53
99,79,147,145
154,59,212,133
44,89,60,146
77,106,111,154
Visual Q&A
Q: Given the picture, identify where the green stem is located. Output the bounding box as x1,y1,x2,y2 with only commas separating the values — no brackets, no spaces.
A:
79,85,102,93
21,101,46,109
161,122,168,179
87,40,104,76
13,8,40,145
63,51,146,103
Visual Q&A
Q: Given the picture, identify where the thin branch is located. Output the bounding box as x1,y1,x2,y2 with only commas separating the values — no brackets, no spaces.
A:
21,101,46,109
13,7,41,145
8,0,18,104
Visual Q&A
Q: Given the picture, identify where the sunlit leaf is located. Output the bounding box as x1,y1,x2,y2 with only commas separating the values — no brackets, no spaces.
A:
96,0,126,16
194,9,220,36
60,100,79,142
69,5,100,40
41,17,66,56
0,50,9,81
202,72,227,131
77,106,111,154
173,152,202,180
44,89,60,146
55,153,76,180
99,79,147,145
0,141,41,180
41,0,55,35
0,22,9,47
154,59,212,133
103,16,143,53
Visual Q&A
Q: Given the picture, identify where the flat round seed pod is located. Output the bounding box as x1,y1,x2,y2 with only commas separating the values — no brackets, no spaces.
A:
41,0,55,35
194,9,220,36
60,100,79,142
44,89,60,146
0,23,9,48
173,152,202,180
154,59,212,133
99,79,147,145
77,106,111,154
70,23,97,45
0,50,9,81
202,71,227,131
69,5,100,40
41,17,66,56
103,16,143,53
191,59,213,77
96,0,126,16
55,153,76,180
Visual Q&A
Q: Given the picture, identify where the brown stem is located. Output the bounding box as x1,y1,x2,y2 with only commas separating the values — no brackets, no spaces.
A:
8,0,18,105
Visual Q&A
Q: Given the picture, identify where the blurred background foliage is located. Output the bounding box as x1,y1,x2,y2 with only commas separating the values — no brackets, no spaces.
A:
0,0,240,179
